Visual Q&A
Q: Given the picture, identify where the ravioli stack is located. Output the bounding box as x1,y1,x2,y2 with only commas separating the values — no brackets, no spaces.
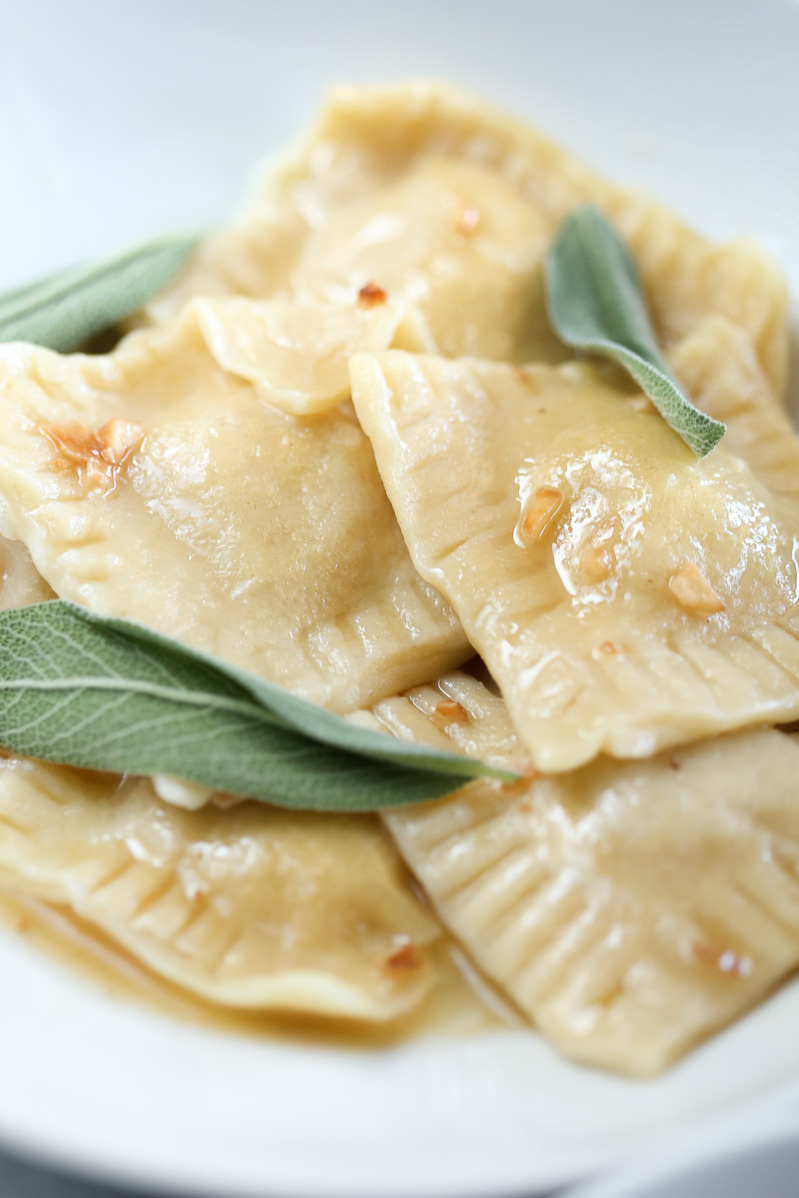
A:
0,82,797,1076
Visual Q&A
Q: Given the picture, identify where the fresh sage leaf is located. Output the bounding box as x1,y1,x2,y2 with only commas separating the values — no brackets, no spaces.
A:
544,205,725,457
0,601,515,812
0,235,197,352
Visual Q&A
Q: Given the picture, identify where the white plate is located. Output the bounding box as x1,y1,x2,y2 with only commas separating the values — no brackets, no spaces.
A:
569,1107,799,1198
1,1,798,1195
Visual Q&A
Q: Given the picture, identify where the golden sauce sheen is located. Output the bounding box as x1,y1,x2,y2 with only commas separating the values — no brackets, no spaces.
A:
0,888,516,1046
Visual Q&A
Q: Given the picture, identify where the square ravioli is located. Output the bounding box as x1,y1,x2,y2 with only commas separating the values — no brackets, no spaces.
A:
362,673,799,1075
350,351,799,770
0,301,469,712
0,758,439,1021
152,82,788,399
0,437,442,1026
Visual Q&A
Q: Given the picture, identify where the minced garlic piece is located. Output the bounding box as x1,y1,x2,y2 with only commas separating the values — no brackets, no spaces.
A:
454,203,480,235
582,516,620,582
40,418,144,491
381,941,422,973
582,546,612,582
100,418,145,461
357,282,388,307
517,486,564,546
431,698,470,730
669,562,726,614
152,774,215,811
41,418,143,467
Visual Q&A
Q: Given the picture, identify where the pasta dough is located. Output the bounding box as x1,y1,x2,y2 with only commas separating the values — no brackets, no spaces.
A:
0,759,440,1020
0,301,469,712
363,674,799,1075
152,82,788,397
0,472,441,1023
192,296,406,415
0,535,54,609
0,78,795,1076
350,351,799,770
669,316,799,507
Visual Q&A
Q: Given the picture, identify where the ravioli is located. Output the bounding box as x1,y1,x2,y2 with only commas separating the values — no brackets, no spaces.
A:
0,77,795,1076
0,302,469,712
152,82,788,396
359,674,799,1074
0,759,439,1019
367,670,523,768
669,316,799,505
351,351,799,770
193,295,406,415
0,479,442,1022
0,535,55,609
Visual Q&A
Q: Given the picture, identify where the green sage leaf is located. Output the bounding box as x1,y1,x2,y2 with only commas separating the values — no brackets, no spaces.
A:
0,235,197,351
544,204,725,457
0,601,514,812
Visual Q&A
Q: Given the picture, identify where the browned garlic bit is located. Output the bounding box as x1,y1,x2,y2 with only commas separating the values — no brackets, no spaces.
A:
382,941,422,973
431,698,470,730
454,203,480,235
357,282,388,307
40,418,144,491
517,485,564,546
668,562,726,615
3,79,798,1080
582,546,612,582
582,516,621,583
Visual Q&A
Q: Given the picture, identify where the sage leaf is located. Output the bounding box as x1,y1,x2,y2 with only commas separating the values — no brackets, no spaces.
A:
0,601,514,812
544,205,725,457
0,235,197,352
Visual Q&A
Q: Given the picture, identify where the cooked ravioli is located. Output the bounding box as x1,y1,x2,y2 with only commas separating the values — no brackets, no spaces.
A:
351,351,799,770
361,674,799,1074
0,446,442,1023
0,759,440,1019
368,670,524,768
0,303,469,712
0,535,55,609
193,295,406,415
669,316,799,505
0,76,796,1077
152,82,788,395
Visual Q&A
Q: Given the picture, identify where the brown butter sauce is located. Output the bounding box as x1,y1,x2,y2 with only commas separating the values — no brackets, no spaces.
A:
0,887,517,1047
